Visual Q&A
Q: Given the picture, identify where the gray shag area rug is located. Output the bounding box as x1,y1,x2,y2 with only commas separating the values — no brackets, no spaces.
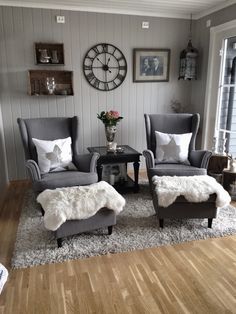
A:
12,183,236,269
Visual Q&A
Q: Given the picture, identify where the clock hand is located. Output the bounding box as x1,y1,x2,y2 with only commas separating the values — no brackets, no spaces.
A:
106,57,112,73
96,57,105,66
97,57,111,72
106,57,111,66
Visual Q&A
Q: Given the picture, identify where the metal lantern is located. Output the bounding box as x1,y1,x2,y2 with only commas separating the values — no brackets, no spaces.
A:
178,14,198,80
178,40,198,80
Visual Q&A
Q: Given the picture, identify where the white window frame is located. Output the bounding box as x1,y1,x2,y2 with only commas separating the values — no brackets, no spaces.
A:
202,19,236,150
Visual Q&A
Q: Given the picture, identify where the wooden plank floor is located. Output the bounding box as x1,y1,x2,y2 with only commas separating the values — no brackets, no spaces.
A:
0,179,236,313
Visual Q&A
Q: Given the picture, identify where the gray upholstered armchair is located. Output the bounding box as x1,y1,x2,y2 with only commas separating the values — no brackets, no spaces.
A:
17,116,99,192
143,113,212,187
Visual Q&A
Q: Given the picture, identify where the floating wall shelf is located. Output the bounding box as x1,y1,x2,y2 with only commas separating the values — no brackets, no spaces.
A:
35,43,64,65
28,70,74,96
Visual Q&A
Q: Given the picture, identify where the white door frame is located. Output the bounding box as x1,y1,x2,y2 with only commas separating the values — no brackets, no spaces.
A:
202,19,236,149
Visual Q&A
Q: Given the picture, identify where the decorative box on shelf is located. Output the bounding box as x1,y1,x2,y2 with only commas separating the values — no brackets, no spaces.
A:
35,43,64,65
28,70,74,96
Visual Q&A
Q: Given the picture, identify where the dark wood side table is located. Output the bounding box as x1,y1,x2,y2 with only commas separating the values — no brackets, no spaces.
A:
207,155,228,184
223,169,236,200
87,145,142,193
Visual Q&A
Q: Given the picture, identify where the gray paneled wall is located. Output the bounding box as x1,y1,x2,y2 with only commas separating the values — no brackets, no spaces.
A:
0,6,191,180
0,102,8,191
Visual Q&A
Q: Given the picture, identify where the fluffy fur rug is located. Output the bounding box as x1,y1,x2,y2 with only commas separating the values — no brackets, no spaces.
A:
12,182,236,269
37,181,126,231
153,175,231,207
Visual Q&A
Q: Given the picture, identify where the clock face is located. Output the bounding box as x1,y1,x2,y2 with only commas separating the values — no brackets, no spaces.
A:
83,43,127,91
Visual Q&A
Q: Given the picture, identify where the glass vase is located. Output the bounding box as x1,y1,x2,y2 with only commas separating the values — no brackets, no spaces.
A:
105,125,117,150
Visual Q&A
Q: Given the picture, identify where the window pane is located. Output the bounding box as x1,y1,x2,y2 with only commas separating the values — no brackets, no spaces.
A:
217,36,236,155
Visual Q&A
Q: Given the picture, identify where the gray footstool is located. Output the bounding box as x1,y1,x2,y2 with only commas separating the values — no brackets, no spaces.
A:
152,188,217,228
55,208,116,247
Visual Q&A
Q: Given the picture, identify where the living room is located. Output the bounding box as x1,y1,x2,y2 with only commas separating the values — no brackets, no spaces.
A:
0,0,236,313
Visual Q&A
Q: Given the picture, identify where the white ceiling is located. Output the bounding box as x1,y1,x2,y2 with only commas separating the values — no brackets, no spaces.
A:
0,0,235,19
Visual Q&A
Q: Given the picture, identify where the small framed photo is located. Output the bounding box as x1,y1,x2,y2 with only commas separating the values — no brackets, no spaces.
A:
133,48,170,82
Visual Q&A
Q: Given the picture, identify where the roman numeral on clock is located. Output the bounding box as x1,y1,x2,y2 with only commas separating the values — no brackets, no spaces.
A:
112,81,117,88
102,44,108,53
86,72,95,82
92,46,99,54
93,79,100,89
117,56,124,62
84,64,92,71
104,83,109,91
117,73,125,82
86,56,94,62
119,66,126,70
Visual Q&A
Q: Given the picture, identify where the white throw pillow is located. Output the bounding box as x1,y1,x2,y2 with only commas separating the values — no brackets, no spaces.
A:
155,131,192,164
32,137,76,174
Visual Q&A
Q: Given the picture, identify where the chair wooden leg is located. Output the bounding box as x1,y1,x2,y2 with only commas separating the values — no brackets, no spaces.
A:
108,226,113,235
208,218,213,228
159,219,164,228
57,238,62,248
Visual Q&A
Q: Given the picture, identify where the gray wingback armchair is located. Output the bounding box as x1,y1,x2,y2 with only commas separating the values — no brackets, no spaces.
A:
143,113,212,187
17,116,99,192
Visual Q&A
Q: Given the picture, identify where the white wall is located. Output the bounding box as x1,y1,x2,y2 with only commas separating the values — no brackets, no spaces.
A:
0,6,192,180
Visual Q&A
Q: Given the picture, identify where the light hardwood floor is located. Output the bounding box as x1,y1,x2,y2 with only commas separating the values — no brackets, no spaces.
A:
0,179,236,313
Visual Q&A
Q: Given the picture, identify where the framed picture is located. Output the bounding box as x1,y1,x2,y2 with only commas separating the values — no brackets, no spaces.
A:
133,48,170,82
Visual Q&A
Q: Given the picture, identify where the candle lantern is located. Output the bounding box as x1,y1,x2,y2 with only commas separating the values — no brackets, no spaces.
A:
178,14,198,80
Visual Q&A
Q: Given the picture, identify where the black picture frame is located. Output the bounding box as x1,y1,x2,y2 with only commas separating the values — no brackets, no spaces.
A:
133,48,170,82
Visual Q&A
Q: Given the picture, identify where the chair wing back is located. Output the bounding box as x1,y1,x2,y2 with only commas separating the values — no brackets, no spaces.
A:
144,113,200,157
17,116,79,162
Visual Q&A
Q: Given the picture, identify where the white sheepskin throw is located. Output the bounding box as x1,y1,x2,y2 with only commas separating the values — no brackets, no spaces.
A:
152,175,231,208
37,181,126,231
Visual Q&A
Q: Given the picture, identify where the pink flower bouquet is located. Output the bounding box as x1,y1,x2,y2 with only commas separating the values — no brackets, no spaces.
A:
97,110,123,126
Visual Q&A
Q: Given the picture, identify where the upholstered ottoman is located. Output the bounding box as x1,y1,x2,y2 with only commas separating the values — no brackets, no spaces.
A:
55,208,116,247
37,181,126,247
152,175,231,228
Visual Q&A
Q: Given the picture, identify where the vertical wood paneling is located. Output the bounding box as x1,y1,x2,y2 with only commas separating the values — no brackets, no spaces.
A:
1,7,18,179
87,13,98,148
0,6,191,179
50,9,61,117
128,16,137,150
12,7,26,179
121,15,129,146
56,10,67,118
79,12,91,152
25,8,40,119
70,11,84,152
63,10,74,118
96,13,107,147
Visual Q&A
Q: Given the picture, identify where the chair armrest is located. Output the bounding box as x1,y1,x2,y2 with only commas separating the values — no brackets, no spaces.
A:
143,149,155,169
25,160,41,181
189,150,212,169
73,153,100,172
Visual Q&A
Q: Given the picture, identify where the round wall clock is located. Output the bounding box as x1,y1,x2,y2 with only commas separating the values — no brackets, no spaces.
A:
83,43,127,91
